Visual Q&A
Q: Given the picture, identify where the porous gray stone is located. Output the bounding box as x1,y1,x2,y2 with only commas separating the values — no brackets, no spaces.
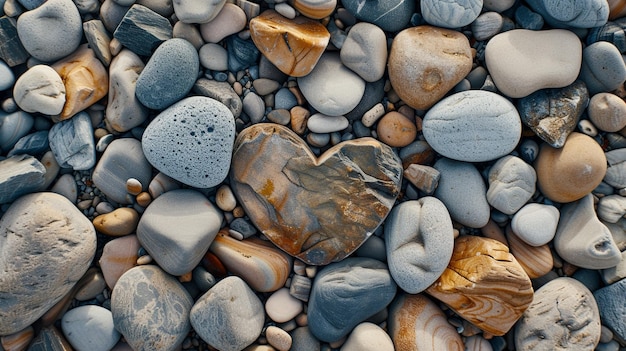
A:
579,41,626,95
193,78,243,118
48,112,96,171
0,154,46,204
0,192,97,335
106,49,149,132
486,155,536,215
113,4,173,57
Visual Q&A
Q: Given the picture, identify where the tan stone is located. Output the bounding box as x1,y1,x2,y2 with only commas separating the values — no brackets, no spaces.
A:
98,235,140,289
250,10,330,77
426,235,534,336
388,26,472,110
506,226,553,279
535,132,607,203
230,123,403,265
403,164,440,194
376,111,417,147
52,44,109,121
92,207,140,236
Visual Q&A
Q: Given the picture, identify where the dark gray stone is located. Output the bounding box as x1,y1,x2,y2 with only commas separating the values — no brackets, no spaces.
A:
113,4,172,57
273,87,297,110
226,35,260,73
290,327,321,351
341,0,414,32
100,0,131,33
344,78,385,121
48,112,96,171
8,130,50,157
587,18,626,53
0,17,29,67
0,155,46,204
514,5,544,30
229,218,256,239
594,278,626,343
579,41,626,94
308,257,397,342
193,78,243,117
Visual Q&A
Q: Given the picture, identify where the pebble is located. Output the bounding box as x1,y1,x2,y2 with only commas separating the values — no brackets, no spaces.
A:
61,305,121,351
266,326,293,351
602,250,626,284
274,2,296,19
506,226,553,279
535,132,607,203
1,326,35,351
308,257,397,342
515,277,601,350
345,79,385,121
289,274,312,302
426,235,534,336
265,287,303,323
292,0,335,19
266,109,291,125
340,22,387,82
243,91,266,123
111,265,193,351
28,326,73,350
50,173,78,203
388,293,464,351
486,155,537,215
16,0,83,61
605,148,626,189
403,164,440,195
215,184,236,212
587,17,626,52
40,150,61,189
199,3,247,43
290,327,321,351
298,52,365,116
385,198,454,294
554,194,622,269
472,11,503,41
193,78,243,118
225,35,259,72
99,234,140,288
190,276,264,351
433,158,490,228
12,64,65,115
112,4,172,57
252,78,281,96
597,194,626,223
511,203,560,246
421,0,482,28
0,154,46,204
340,322,393,351
7,130,48,157
106,49,148,132
172,21,203,50
485,29,582,98
388,25,472,110
93,207,140,236
0,17,29,67
74,271,106,300
0,59,15,90
48,112,96,171
137,189,222,275
580,41,626,95
82,19,113,66
589,93,626,132
341,0,414,32
526,0,609,28
376,111,417,148
173,0,224,23
0,192,96,335
199,43,228,71
100,0,131,33
307,113,349,133
594,277,626,341
0,110,33,152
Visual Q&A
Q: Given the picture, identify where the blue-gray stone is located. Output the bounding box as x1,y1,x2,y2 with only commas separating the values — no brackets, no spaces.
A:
8,131,50,157
525,0,609,28
587,18,626,53
514,5,544,30
0,59,14,90
193,78,243,118
48,112,96,171
0,155,45,204
0,17,29,67
421,0,482,29
308,257,397,342
136,38,199,110
572,268,602,292
290,327,321,351
100,0,131,33
17,0,46,10
579,41,626,94
113,4,172,57
273,88,298,110
229,218,256,239
341,0,414,32
0,110,34,152
345,78,385,121
226,35,260,73
594,278,626,342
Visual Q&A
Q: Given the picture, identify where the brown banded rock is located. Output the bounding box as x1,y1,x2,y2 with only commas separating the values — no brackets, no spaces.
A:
388,25,472,110
250,10,330,77
292,0,336,19
506,226,553,279
230,123,402,265
426,235,534,336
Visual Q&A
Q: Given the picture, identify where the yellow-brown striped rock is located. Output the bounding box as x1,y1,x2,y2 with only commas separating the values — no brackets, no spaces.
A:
506,226,553,279
291,0,336,19
250,10,330,77
93,208,140,236
388,294,463,351
426,235,534,336
1,326,34,351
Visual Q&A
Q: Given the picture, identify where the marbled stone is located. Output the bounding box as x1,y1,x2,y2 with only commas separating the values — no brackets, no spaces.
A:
190,276,264,351
83,20,112,66
0,17,29,67
341,322,394,351
113,4,172,57
135,38,199,110
291,0,335,19
580,41,626,94
1,326,35,351
111,265,193,351
230,123,402,265
485,29,582,98
0,192,96,335
61,305,120,351
340,22,387,82
142,96,235,188
137,189,222,275
385,198,454,294
526,0,609,28
403,164,440,195
511,203,560,246
209,229,292,292
173,0,225,23
516,277,601,350
199,3,247,43
27,326,73,351
193,78,242,118
486,155,536,215
0,155,45,204
99,234,141,289
388,294,464,351
388,26,472,110
0,110,34,152
426,235,534,336
518,80,589,148
341,0,414,32
48,112,96,171
106,49,148,132
554,194,622,269
308,257,397,342
423,90,521,162
594,278,626,342
421,0,482,28
13,65,65,116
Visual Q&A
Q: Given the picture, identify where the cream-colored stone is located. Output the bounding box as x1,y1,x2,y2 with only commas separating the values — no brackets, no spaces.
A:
589,92,626,132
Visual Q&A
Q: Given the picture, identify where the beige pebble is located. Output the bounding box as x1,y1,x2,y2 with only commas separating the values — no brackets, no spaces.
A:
376,111,417,147
295,312,308,326
216,184,237,212
233,206,245,218
362,103,385,127
290,106,310,135
74,271,107,301
99,235,140,289
265,326,292,351
589,92,626,132
125,178,142,195
579,119,598,137
92,207,140,236
136,255,153,265
135,192,152,207
265,288,303,323
200,3,247,43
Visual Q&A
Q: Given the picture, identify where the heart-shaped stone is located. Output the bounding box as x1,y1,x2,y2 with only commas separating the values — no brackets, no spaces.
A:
230,124,403,265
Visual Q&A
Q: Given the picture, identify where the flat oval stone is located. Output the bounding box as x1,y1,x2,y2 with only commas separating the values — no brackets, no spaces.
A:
516,277,601,350
511,203,560,246
385,198,454,294
421,0,482,28
265,287,303,323
486,155,536,215
0,192,96,335
13,65,65,115
308,257,397,342
230,123,402,265
485,29,582,98
111,265,193,351
341,0,414,32
424,90,521,162
142,96,235,188
61,305,120,351
106,49,149,132
307,113,349,133
580,41,626,94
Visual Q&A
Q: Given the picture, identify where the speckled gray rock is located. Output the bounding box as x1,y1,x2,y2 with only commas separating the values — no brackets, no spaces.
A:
13,64,66,115
0,154,46,204
594,278,626,342
579,41,626,95
142,96,235,188
308,257,397,342
486,155,536,215
340,22,387,82
137,189,222,275
135,38,199,110
385,198,453,294
515,277,601,351
111,265,193,351
92,138,153,204
517,80,589,148
193,78,243,118
106,49,148,132
61,305,120,351
0,192,97,335
423,90,521,162
433,157,490,228
341,0,414,32
190,276,264,351
421,0,482,28
525,0,609,28
113,4,172,57
48,112,96,171
16,0,83,61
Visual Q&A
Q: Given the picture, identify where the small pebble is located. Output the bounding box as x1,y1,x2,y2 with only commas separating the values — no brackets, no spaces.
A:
265,326,292,351
265,288,303,323
376,111,416,147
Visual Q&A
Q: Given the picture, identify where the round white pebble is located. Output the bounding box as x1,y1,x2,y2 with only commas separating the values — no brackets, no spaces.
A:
307,113,349,133
265,288,303,323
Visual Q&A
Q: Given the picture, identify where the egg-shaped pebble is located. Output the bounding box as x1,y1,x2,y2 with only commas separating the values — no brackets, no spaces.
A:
511,203,560,246
341,322,394,351
266,326,293,351
307,113,349,133
376,111,417,148
580,41,626,94
199,3,247,43
93,208,140,237
13,65,65,115
486,155,536,215
61,305,120,351
589,92,626,132
199,43,228,71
